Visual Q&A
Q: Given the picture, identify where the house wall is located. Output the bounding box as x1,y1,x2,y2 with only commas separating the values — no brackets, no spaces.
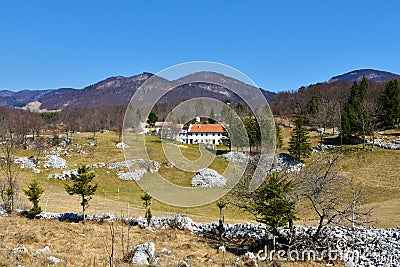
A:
178,132,224,145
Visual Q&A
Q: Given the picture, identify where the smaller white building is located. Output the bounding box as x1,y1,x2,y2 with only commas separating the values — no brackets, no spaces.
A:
154,122,183,139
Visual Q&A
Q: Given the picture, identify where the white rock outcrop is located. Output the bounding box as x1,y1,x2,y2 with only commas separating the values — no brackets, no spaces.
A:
191,168,226,187
43,155,67,169
116,142,129,149
126,242,157,265
34,246,51,256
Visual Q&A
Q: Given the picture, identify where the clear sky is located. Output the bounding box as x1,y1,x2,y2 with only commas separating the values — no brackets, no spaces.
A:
1,0,399,92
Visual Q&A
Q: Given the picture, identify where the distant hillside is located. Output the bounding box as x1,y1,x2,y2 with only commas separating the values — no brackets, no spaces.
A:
0,72,276,111
328,69,400,84
0,89,51,108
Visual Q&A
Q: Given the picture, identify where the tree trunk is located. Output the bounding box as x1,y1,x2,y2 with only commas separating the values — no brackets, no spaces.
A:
315,216,324,237
82,195,86,223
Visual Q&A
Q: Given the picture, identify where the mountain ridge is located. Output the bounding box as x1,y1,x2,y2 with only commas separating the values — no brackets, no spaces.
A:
1,69,399,111
0,72,275,111
327,69,400,84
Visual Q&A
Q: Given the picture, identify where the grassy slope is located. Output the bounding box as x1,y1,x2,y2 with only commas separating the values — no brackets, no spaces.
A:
14,132,249,224
280,127,400,228
10,128,400,227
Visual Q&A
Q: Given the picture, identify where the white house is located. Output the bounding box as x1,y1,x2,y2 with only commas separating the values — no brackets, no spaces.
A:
178,123,226,145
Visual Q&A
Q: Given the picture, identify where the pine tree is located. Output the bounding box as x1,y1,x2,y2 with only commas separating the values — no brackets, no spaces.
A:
250,172,296,234
65,166,98,222
378,79,400,127
245,112,261,152
23,179,44,217
288,117,311,161
341,77,372,142
208,108,217,124
147,112,158,125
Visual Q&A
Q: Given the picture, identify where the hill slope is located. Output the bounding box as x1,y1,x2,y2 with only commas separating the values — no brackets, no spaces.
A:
328,69,400,83
0,73,276,110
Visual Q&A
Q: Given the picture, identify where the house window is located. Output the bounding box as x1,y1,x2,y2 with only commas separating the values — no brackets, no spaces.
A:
201,133,203,136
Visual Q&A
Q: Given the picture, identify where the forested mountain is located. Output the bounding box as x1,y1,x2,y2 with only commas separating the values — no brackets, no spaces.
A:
0,72,275,111
328,69,400,83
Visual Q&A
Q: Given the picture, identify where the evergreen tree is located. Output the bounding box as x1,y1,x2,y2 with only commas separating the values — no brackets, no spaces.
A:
341,77,373,141
235,102,245,116
378,79,400,127
288,116,311,161
308,95,319,118
249,172,296,234
208,108,217,124
222,104,247,151
147,112,158,125
65,166,98,222
245,112,261,152
23,179,44,217
229,116,247,151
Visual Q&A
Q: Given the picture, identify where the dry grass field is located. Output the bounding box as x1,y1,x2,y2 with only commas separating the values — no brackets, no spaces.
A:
0,215,345,267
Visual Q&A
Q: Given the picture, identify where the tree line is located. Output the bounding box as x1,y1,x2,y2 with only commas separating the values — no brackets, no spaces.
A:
271,78,400,135
0,105,126,145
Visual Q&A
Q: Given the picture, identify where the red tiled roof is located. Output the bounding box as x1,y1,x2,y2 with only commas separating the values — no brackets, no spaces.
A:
189,124,225,133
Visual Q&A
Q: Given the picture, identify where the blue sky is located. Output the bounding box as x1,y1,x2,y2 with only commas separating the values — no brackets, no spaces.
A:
1,0,399,92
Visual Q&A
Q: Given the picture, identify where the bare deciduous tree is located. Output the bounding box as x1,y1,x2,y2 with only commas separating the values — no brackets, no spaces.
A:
340,178,373,227
295,155,372,237
0,134,19,213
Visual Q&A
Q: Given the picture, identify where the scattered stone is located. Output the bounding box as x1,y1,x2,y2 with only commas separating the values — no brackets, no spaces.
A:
160,247,172,255
221,151,249,163
108,160,133,169
367,140,400,150
117,169,147,181
116,142,129,149
47,169,78,180
89,141,97,146
47,256,64,264
124,242,157,265
177,260,190,267
34,246,51,256
312,144,338,152
145,226,154,232
269,153,304,174
86,162,106,168
14,157,36,169
222,152,303,174
191,168,227,187
114,159,160,181
12,246,28,254
0,206,8,215
165,162,174,168
43,155,67,169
